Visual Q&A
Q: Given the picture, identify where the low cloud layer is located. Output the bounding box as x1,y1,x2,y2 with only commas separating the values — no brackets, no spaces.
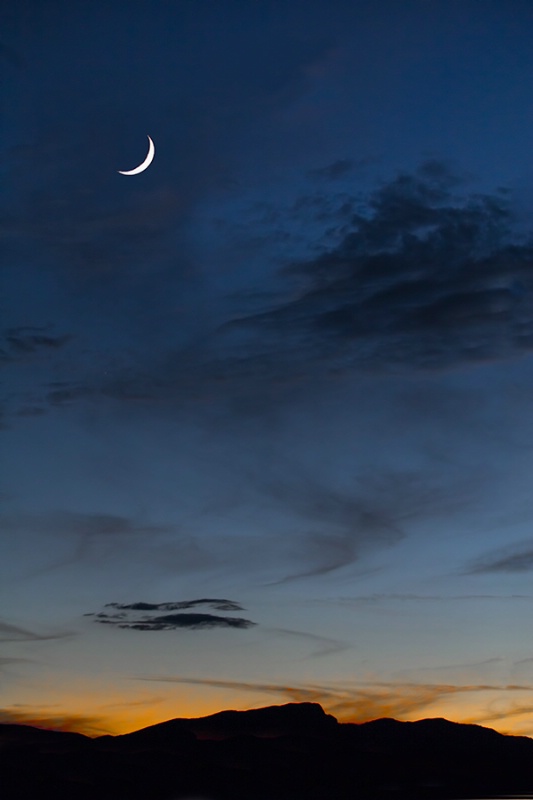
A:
136,675,533,724
0,708,111,736
88,599,255,631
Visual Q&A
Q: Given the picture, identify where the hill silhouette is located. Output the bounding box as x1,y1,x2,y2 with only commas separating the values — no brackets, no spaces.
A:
2,701,533,799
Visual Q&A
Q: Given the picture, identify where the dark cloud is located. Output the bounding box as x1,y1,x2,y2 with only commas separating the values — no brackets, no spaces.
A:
80,164,533,421
109,613,254,631
1,327,71,363
10,162,532,426
228,162,533,372
467,541,533,574
104,599,244,612
88,598,255,631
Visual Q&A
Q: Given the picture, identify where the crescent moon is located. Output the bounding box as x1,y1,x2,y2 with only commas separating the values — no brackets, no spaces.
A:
118,135,155,175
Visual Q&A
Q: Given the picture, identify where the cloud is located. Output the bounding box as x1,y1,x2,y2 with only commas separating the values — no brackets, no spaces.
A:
9,162,531,430
88,598,255,631
96,613,254,631
0,657,31,667
262,469,467,582
0,619,73,643
0,511,184,575
77,162,533,431
194,475,402,585
266,627,350,658
0,708,111,736
104,599,244,612
0,327,71,364
0,511,172,538
467,540,533,574
227,162,533,372
465,702,533,731
135,675,533,723
327,593,533,606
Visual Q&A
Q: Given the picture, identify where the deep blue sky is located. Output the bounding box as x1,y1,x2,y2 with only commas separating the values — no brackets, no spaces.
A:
3,0,533,735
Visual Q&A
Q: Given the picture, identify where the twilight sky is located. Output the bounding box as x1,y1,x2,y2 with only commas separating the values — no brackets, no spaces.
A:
3,0,533,737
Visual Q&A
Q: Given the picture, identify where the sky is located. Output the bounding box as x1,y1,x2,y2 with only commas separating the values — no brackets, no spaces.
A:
3,0,533,738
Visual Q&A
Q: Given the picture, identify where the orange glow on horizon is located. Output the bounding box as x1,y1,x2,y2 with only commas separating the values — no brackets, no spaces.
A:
4,682,533,739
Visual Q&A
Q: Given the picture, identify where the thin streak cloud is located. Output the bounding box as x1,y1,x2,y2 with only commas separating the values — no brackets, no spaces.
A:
0,619,73,643
134,675,533,723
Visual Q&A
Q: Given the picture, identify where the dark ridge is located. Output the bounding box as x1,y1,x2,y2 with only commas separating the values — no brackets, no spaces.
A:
3,703,533,799
114,701,338,742
0,723,90,748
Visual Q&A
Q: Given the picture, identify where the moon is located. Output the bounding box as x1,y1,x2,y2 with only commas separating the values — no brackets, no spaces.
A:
117,135,155,175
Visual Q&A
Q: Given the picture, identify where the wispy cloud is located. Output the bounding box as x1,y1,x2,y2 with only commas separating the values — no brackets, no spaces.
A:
0,510,178,574
0,656,32,668
467,540,533,574
0,708,111,736
0,511,172,538
325,593,533,606
0,619,73,643
262,469,471,582
266,627,351,659
135,675,533,724
1,327,71,364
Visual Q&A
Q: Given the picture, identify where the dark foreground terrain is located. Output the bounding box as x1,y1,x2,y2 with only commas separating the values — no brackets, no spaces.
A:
2,702,533,799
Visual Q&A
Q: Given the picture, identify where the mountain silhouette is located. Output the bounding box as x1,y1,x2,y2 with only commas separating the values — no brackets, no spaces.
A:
110,700,339,743
2,701,533,799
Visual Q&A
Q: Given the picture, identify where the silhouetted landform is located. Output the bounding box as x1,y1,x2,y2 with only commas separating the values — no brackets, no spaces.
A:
3,702,533,799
